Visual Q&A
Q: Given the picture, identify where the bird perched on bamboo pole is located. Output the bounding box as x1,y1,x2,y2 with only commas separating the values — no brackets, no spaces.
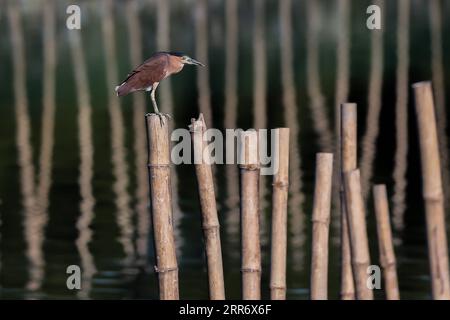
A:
116,52,204,123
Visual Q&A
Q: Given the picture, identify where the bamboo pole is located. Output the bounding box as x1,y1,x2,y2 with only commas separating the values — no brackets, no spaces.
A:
373,184,399,300
145,114,179,300
270,128,289,300
343,169,373,300
310,153,333,300
189,114,225,300
240,130,261,300
340,103,356,299
412,81,450,299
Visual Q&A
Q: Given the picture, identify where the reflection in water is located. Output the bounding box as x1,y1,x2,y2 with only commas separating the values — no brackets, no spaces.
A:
252,0,269,247
195,0,213,127
69,29,97,299
125,0,150,261
8,1,43,292
101,0,134,261
156,0,182,252
429,0,449,206
306,0,334,152
279,0,305,271
332,0,350,241
224,0,240,243
360,0,384,199
392,0,410,232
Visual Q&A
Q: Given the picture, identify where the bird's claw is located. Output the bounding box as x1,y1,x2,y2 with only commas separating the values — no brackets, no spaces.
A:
145,112,172,125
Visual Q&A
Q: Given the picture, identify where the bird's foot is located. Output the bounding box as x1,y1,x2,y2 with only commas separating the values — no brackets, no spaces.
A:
146,112,172,126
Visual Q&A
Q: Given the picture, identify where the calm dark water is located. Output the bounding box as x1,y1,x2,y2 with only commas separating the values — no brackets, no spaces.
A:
0,0,450,299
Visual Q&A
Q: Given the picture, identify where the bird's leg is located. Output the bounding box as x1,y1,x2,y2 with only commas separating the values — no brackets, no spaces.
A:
149,83,171,125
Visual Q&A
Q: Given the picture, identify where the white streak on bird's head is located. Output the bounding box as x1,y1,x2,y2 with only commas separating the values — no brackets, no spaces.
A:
180,55,205,66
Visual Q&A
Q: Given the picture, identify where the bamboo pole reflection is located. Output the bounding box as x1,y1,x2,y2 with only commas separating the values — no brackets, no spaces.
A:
333,0,350,242
69,29,97,299
252,0,269,246
429,0,450,207
195,0,213,127
360,0,384,199
156,0,182,250
224,0,240,241
102,0,134,261
7,1,42,292
306,0,334,152
279,0,305,271
392,0,410,232
125,0,150,261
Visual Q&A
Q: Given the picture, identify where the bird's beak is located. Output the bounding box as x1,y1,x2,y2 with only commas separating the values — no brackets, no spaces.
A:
187,57,205,66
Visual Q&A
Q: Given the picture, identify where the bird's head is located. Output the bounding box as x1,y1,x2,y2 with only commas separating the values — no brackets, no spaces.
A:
180,55,205,67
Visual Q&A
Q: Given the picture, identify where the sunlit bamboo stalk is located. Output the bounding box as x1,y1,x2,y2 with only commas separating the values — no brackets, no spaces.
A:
340,103,356,300
190,114,225,300
306,0,333,152
125,0,150,261
429,0,450,207
146,114,179,300
8,0,42,292
310,153,333,300
102,0,134,260
279,0,305,271
373,184,399,300
360,0,384,199
413,81,450,300
195,0,213,127
240,131,261,300
270,128,289,300
69,29,97,300
344,169,373,300
392,0,410,232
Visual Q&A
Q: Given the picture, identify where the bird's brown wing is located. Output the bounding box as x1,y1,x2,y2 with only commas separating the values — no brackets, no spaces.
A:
116,54,169,96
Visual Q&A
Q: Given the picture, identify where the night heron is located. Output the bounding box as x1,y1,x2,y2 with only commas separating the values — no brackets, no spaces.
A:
115,52,204,122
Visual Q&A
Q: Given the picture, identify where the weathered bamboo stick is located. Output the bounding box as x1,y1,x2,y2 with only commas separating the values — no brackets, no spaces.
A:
412,82,450,299
270,128,289,300
310,153,333,300
145,114,179,300
240,130,261,300
340,103,356,299
344,169,373,300
189,114,225,300
373,184,399,300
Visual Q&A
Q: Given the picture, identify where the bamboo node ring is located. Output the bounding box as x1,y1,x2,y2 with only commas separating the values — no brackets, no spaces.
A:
147,163,171,168
154,266,178,274
269,285,286,290
202,224,220,231
241,268,261,273
239,164,260,171
311,217,330,226
272,181,289,188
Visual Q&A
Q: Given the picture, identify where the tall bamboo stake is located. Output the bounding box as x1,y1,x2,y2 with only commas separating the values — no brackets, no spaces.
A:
412,82,450,300
344,169,373,300
270,128,289,300
240,130,261,300
340,103,356,299
189,114,225,300
373,184,399,300
310,153,333,300
146,114,179,300
429,0,450,207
